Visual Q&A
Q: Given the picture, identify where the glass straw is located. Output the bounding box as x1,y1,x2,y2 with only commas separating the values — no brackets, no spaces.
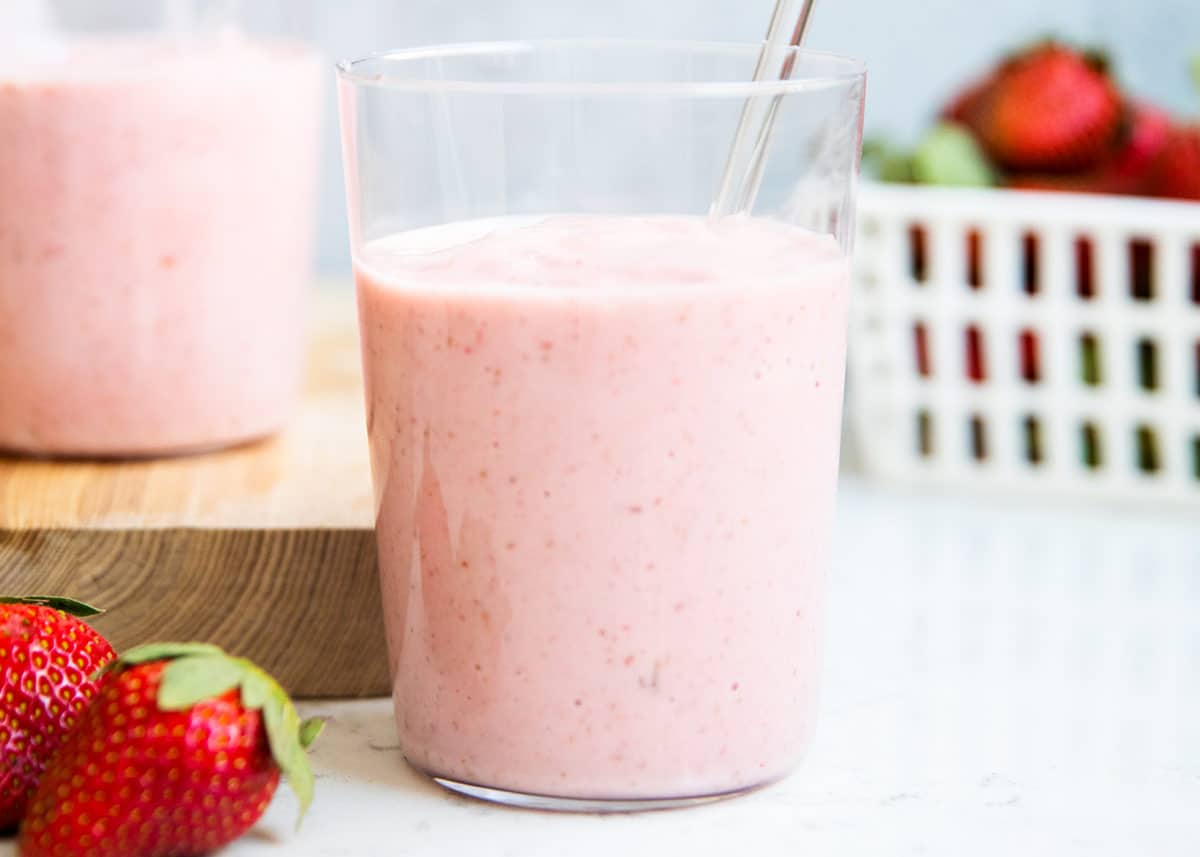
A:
710,0,818,218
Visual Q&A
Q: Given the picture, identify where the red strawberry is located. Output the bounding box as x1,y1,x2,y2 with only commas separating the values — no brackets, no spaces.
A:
1104,103,1172,195
1151,125,1200,201
1004,105,1171,197
18,643,323,857
975,43,1122,172
1,596,116,831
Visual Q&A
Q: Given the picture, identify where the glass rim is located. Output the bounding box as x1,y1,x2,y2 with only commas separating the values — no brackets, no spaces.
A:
335,38,866,97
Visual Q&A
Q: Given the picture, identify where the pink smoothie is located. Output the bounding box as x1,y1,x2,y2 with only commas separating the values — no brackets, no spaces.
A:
356,214,849,800
0,36,321,457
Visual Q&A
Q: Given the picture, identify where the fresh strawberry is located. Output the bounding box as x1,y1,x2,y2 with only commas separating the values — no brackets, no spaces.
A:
1004,105,1171,196
975,43,1122,172
1104,103,1172,194
18,643,323,857
1,596,115,831
1151,125,1200,201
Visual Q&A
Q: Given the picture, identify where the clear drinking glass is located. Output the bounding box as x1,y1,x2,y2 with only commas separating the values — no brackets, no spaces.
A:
338,40,866,810
0,0,322,457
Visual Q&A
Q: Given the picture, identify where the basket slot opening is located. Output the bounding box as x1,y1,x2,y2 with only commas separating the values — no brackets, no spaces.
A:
1135,425,1161,474
1081,423,1103,470
1195,342,1200,398
965,325,987,383
1191,244,1200,305
1076,237,1096,300
1129,239,1155,302
1022,232,1040,295
1079,333,1103,387
908,225,929,284
1193,435,1200,481
1019,329,1041,384
1022,415,1044,465
1136,338,1160,392
913,322,932,378
969,415,988,462
916,410,934,458
966,230,983,289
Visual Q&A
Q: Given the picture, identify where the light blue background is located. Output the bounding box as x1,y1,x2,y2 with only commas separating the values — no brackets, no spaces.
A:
310,0,1199,273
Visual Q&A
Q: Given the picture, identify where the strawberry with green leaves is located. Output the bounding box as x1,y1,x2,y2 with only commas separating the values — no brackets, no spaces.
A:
18,643,323,857
972,42,1123,172
1,596,116,831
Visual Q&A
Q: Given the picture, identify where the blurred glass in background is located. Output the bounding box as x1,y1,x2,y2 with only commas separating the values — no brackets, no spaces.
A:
0,0,321,456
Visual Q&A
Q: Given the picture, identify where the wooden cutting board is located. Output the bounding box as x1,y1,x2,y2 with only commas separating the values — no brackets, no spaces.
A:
0,291,390,698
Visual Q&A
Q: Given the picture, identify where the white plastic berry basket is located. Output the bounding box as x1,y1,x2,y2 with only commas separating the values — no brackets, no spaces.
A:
848,182,1200,504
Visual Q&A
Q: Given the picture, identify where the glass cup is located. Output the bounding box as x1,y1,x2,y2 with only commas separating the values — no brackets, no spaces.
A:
0,0,322,457
338,40,866,810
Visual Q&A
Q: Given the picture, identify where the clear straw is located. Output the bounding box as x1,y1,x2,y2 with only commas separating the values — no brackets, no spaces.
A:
710,0,818,218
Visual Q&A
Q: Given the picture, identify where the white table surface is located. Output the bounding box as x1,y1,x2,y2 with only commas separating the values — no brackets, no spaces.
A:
4,477,1199,856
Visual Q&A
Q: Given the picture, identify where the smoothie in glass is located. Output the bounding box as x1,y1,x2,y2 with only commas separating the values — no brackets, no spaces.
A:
356,214,849,800
0,36,321,457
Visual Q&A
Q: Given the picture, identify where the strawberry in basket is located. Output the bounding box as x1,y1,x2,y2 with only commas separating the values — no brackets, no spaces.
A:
967,42,1123,173
1151,123,1200,200
1005,103,1172,196
868,41,1200,202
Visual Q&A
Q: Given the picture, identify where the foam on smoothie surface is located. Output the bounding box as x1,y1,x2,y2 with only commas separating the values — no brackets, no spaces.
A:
359,215,845,292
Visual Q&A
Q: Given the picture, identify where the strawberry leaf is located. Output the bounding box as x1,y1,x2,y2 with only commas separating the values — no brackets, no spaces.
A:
158,655,247,711
1191,56,1200,95
239,664,319,826
0,596,104,618
299,718,325,750
117,642,227,668
1082,46,1112,77
862,137,915,183
239,668,273,710
912,123,997,187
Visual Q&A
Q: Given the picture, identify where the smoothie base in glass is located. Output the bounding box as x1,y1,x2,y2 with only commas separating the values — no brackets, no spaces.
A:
0,35,321,458
355,214,850,808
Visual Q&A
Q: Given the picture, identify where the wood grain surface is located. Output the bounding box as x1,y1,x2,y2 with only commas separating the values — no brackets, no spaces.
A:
0,291,390,698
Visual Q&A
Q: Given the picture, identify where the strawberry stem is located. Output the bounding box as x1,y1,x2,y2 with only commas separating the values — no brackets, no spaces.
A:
0,596,104,618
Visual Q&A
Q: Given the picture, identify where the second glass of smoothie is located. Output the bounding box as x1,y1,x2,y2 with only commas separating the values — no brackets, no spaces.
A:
0,1,322,457
338,40,866,810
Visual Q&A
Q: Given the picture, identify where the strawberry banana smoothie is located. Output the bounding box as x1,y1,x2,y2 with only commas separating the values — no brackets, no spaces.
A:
0,36,321,456
356,214,850,801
